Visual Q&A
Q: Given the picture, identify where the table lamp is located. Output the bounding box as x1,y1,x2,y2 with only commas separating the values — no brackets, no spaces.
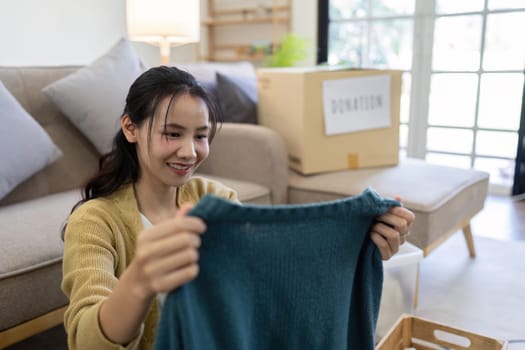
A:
126,0,200,65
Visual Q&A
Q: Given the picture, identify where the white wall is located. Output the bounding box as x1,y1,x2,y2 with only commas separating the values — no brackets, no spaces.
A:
0,0,317,67
291,0,318,66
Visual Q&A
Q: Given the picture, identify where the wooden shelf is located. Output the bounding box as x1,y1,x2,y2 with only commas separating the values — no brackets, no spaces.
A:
205,55,268,62
211,44,273,60
202,0,292,63
203,17,290,26
211,5,289,16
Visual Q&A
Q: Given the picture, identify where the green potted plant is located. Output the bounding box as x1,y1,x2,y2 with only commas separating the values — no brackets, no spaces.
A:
263,33,309,67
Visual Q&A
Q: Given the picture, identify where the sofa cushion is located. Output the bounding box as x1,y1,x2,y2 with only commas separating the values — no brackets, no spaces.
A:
177,62,258,123
0,66,101,207
0,190,80,330
42,38,145,154
216,72,258,124
0,82,62,200
287,158,490,250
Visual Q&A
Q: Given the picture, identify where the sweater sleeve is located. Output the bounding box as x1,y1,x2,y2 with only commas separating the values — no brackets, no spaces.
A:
61,203,143,350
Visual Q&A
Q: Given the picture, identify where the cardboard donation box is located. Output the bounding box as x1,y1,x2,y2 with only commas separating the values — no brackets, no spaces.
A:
257,67,402,174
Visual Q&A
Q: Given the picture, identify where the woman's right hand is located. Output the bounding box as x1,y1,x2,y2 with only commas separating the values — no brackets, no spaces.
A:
128,204,206,300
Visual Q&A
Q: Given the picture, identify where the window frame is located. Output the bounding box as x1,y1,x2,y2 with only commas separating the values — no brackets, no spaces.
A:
317,0,525,194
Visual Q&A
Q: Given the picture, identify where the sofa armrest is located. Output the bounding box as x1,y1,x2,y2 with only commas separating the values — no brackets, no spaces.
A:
198,123,288,204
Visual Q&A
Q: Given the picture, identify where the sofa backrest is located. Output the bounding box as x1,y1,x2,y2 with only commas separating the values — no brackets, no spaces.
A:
0,66,99,206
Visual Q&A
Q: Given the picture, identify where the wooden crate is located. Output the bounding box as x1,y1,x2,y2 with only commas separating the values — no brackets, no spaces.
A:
376,314,508,350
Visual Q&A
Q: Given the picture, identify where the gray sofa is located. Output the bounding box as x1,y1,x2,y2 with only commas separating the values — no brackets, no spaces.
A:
0,65,288,348
0,63,490,348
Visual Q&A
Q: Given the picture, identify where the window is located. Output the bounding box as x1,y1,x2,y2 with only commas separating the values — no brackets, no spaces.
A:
318,0,525,194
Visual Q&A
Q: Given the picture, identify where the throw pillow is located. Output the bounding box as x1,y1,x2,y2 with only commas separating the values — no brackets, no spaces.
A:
42,38,146,154
0,82,62,200
176,62,258,123
177,61,257,95
216,72,258,124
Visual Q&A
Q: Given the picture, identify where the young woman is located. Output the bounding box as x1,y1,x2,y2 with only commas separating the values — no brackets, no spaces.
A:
61,66,415,350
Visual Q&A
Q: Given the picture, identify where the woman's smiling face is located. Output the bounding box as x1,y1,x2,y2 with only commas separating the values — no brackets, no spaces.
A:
134,93,211,190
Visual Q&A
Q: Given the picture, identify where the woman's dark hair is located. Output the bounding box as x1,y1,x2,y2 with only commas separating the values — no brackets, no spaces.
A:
74,66,221,210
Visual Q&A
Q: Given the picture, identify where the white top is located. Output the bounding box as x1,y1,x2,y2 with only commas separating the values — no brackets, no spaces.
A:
140,213,167,310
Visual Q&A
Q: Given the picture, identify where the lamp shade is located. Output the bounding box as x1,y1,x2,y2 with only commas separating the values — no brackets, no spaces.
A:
126,0,200,45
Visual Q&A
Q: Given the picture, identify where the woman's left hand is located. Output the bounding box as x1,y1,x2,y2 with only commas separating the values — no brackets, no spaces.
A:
370,197,415,260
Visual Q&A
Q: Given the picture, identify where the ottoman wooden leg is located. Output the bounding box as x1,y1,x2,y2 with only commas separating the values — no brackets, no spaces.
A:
413,264,420,310
462,222,476,258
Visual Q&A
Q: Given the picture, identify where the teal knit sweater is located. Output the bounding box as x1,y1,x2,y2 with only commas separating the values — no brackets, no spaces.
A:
154,188,399,350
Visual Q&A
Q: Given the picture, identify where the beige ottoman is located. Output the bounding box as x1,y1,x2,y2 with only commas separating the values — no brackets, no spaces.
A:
288,158,490,257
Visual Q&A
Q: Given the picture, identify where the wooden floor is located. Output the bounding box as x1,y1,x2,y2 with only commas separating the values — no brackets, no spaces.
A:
471,194,525,241
5,195,525,350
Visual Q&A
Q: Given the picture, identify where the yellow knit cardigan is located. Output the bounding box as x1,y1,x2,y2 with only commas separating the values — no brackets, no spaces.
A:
61,177,238,350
